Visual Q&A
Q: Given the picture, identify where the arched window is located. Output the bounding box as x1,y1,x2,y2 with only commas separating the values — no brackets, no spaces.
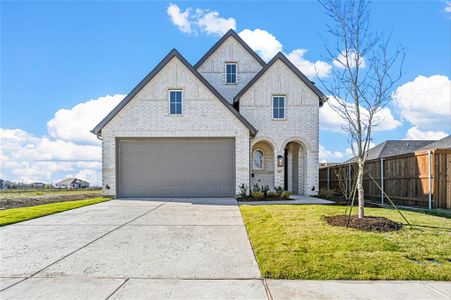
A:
253,149,264,170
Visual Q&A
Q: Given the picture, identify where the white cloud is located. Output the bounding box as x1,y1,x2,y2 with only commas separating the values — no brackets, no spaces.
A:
404,127,448,140
392,75,451,134
167,4,236,36
0,94,124,185
333,49,366,69
445,2,451,13
286,48,332,78
167,4,193,34
319,144,346,163
239,29,282,61
196,10,236,36
167,5,332,79
47,94,124,145
320,96,401,133
239,29,332,78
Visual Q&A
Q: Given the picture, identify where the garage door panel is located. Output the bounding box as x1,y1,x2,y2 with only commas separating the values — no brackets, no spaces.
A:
118,138,235,198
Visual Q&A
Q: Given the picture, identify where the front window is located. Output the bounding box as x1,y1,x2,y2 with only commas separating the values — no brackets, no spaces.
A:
273,96,285,119
169,90,182,115
225,63,237,84
253,149,264,170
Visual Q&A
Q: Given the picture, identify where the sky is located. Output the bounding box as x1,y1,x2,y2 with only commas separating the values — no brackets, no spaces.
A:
1,1,450,185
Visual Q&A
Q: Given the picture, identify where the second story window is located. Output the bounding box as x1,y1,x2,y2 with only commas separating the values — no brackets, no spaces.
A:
169,90,182,115
272,96,285,119
225,63,237,84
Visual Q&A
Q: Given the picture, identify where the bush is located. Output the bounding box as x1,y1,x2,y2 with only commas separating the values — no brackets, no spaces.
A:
318,188,335,199
252,183,262,193
262,184,270,197
273,186,284,198
281,191,292,200
238,184,248,198
251,191,264,200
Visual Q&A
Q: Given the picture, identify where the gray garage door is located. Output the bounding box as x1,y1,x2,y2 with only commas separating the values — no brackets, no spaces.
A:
117,138,235,198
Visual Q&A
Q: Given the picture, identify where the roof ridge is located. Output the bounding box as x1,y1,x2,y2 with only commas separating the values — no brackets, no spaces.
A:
193,29,266,69
91,48,257,136
233,52,326,105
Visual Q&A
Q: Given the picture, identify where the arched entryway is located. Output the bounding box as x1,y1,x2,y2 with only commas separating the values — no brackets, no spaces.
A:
283,141,307,195
251,140,275,189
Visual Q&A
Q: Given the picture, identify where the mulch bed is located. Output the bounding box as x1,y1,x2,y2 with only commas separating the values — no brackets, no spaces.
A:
238,196,293,202
324,215,403,232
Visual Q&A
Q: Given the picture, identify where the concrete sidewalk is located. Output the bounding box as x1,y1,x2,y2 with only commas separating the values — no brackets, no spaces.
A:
1,198,449,299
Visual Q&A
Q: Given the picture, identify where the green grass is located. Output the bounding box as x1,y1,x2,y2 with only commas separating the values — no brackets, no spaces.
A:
0,197,110,226
240,204,451,280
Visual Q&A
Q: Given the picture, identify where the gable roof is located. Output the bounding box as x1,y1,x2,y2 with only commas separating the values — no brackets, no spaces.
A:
91,49,257,136
233,52,327,106
56,178,89,185
194,29,266,69
345,140,435,163
417,135,451,151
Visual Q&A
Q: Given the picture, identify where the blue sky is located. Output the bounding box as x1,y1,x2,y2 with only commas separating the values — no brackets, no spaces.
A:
1,1,450,184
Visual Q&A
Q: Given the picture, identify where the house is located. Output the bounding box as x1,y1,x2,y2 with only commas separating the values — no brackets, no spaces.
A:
30,182,46,189
55,178,90,189
345,140,436,163
345,136,451,163
92,30,326,198
0,179,17,190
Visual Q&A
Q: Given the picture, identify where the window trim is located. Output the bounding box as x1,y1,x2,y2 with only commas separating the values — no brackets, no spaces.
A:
225,62,238,85
168,89,183,115
272,95,286,120
253,149,264,170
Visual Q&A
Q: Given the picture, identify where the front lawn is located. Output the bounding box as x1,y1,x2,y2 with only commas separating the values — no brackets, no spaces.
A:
0,197,110,226
240,204,451,280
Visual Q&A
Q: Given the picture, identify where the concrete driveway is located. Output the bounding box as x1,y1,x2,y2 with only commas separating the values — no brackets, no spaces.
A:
0,198,267,300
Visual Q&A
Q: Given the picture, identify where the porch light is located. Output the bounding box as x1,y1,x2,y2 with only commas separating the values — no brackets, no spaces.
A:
277,155,284,167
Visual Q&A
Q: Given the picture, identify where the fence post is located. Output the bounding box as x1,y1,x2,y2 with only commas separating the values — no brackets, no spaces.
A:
428,150,432,210
380,158,384,205
327,167,330,190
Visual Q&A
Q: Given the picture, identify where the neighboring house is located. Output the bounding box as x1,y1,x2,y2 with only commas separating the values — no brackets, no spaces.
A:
345,136,451,163
92,30,326,198
416,135,451,151
345,140,436,163
55,178,90,189
0,179,16,189
30,182,46,189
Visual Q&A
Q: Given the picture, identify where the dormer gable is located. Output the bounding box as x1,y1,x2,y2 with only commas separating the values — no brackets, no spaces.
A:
195,29,265,103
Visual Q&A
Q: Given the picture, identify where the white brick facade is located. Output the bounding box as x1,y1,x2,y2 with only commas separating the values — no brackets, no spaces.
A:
96,31,321,197
101,57,250,197
197,37,263,103
240,60,320,195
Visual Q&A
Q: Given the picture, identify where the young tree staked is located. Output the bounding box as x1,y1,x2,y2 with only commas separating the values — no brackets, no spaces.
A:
319,0,404,218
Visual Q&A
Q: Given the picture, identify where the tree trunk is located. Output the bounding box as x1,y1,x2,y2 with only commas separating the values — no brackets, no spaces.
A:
357,159,365,218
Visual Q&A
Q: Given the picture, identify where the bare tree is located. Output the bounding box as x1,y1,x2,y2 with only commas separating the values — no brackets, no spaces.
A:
319,0,404,218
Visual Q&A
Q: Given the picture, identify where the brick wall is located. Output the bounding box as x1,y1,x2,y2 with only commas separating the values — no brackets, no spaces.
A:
101,57,250,197
197,36,263,103
239,59,320,195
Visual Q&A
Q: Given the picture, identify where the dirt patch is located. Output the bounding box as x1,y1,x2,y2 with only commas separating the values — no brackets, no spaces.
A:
324,215,403,232
0,191,102,209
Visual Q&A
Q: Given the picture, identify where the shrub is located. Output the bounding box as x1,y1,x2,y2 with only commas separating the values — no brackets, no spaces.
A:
318,188,335,199
281,191,292,200
252,183,262,193
238,184,248,198
273,186,284,198
251,191,264,200
262,184,270,197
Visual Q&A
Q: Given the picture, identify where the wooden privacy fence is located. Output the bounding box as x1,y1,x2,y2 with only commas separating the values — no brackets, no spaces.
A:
319,149,451,209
